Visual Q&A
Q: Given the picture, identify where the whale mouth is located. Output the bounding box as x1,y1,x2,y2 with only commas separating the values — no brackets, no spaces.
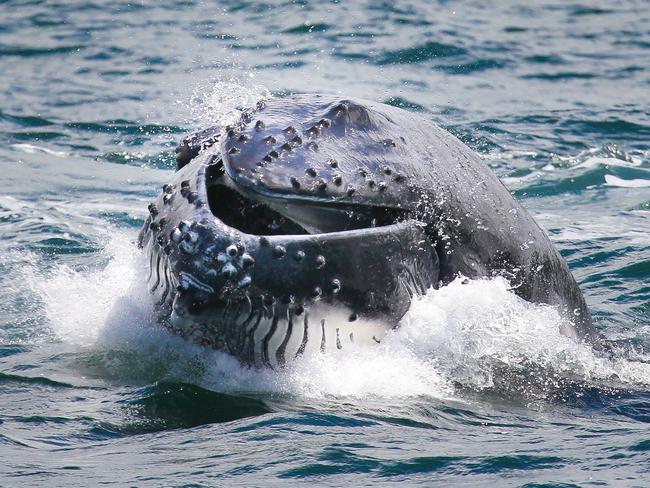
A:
196,156,439,320
143,155,441,367
207,183,310,236
205,158,410,237
141,132,440,366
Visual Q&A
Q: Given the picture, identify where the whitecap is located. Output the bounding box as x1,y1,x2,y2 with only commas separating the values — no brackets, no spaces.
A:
604,174,650,188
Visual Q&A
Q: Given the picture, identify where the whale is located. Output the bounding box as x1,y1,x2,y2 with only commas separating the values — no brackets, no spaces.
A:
138,94,596,367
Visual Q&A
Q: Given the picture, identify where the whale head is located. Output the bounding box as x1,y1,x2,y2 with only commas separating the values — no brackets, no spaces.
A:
140,95,441,366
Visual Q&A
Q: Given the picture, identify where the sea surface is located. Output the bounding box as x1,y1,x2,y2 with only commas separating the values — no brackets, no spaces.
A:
1,1,649,486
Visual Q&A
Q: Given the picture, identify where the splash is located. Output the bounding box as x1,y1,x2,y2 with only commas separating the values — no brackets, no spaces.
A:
36,231,650,401
184,78,270,129
398,278,650,390
39,234,143,347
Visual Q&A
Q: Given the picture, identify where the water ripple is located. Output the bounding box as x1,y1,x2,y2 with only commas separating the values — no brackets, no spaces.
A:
0,0,649,485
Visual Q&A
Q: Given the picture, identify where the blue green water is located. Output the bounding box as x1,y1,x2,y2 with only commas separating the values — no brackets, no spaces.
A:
1,1,649,486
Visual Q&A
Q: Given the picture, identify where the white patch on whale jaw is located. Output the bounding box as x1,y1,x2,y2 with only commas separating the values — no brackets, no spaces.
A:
168,300,392,369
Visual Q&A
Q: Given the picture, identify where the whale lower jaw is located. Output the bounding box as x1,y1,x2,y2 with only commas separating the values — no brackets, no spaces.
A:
168,301,392,368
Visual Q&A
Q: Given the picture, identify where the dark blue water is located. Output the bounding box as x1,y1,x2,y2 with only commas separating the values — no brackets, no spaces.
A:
1,1,649,486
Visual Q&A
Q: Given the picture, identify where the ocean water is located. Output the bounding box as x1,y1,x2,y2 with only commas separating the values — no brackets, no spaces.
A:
1,0,649,486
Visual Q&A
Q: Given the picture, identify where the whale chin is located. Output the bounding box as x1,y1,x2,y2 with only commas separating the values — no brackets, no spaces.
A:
168,298,394,368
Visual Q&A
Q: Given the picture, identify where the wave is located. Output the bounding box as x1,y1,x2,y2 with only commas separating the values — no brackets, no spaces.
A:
30,231,650,404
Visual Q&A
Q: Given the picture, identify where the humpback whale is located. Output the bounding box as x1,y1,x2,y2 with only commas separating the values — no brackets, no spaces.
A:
139,94,596,367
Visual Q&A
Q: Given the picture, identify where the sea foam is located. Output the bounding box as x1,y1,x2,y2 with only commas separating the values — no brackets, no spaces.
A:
36,230,650,401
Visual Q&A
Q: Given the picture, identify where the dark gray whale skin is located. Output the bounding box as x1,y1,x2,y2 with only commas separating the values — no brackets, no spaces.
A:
139,94,595,367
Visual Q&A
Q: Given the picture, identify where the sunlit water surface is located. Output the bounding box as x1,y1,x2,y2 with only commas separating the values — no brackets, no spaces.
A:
1,1,649,486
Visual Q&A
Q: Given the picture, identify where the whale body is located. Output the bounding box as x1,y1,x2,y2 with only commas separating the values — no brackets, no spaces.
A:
139,94,595,367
